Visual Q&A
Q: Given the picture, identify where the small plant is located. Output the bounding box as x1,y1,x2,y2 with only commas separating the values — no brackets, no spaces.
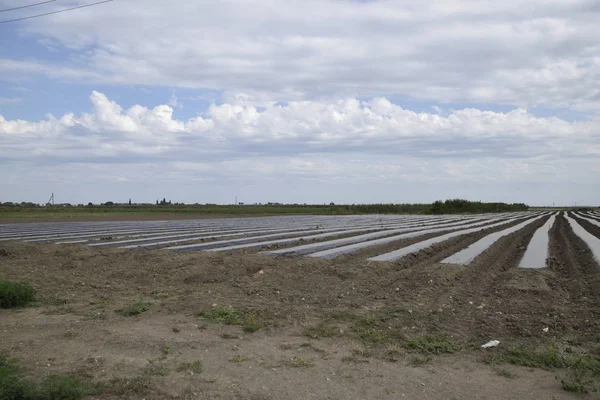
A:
0,280,35,309
341,355,369,364
494,367,517,379
201,306,242,325
229,355,250,363
491,346,567,369
0,353,88,399
284,356,314,368
404,334,456,355
143,363,169,376
38,374,87,399
93,376,151,397
221,333,239,340
116,298,151,317
160,343,173,358
303,323,338,339
177,360,203,374
242,314,262,333
386,344,403,362
408,356,431,367
351,346,374,358
560,368,595,393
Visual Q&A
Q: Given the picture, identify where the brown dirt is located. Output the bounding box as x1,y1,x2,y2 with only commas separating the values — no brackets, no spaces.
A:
1,214,599,399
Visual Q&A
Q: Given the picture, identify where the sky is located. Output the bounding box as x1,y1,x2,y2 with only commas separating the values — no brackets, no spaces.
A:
1,0,599,206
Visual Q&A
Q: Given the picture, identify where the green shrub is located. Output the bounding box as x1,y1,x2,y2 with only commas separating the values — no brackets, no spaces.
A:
0,281,35,309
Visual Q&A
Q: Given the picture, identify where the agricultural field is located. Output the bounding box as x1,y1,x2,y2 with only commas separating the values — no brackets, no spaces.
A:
1,211,600,399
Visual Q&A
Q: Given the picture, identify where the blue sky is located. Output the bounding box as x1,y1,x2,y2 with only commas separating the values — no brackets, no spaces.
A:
1,0,599,205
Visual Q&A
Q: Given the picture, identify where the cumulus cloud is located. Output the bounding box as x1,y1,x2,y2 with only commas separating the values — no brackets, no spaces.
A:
1,0,598,111
1,91,598,166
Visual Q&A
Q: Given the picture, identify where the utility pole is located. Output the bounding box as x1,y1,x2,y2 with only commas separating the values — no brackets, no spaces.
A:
235,196,237,206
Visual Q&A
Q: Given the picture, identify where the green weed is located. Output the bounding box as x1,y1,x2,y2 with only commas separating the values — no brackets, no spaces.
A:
116,298,151,316
404,334,456,355
0,281,35,309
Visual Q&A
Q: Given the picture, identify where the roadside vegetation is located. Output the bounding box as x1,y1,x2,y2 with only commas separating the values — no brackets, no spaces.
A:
0,199,531,220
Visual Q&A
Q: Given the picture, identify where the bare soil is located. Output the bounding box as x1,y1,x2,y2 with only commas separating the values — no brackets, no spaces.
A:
1,214,599,399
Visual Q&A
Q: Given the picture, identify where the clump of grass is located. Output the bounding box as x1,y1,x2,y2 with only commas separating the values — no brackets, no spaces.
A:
160,343,173,359
303,323,338,339
177,360,203,374
38,374,88,399
242,314,261,333
0,352,88,399
201,306,242,325
341,355,369,364
200,307,265,333
494,367,517,379
229,355,250,363
116,298,151,317
143,363,169,376
0,280,35,309
221,333,239,340
284,357,313,368
560,368,596,393
404,334,456,355
351,346,374,358
386,344,403,362
408,356,431,367
491,346,600,394
93,376,151,397
491,346,567,369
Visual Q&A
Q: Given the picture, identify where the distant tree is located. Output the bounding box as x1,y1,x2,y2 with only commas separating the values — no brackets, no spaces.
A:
87,202,93,207
128,198,132,205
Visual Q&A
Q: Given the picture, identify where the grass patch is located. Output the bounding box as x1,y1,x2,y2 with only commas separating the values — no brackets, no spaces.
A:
408,356,431,367
200,307,265,333
229,355,250,363
160,343,173,359
242,314,262,333
284,357,314,368
93,376,151,397
0,280,35,309
491,346,568,369
0,352,89,399
351,346,374,358
404,334,457,355
201,306,242,325
341,355,369,364
494,367,517,379
177,360,203,374
560,368,597,393
143,363,169,376
491,346,600,394
303,323,338,339
220,333,239,340
386,344,403,362
116,298,151,317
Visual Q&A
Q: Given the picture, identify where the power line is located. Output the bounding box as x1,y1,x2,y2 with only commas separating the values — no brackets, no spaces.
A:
0,0,58,13
0,0,114,24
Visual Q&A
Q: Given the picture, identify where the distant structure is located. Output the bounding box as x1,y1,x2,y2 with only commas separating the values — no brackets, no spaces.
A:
46,193,55,206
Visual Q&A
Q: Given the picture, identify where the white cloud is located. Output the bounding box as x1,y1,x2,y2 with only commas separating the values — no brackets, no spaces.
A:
1,0,598,111
0,97,22,104
0,92,598,179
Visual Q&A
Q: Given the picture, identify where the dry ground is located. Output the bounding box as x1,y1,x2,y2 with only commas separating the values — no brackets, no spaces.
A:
1,215,599,399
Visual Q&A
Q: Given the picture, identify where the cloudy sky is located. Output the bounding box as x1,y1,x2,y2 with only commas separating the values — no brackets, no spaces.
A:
1,0,599,206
